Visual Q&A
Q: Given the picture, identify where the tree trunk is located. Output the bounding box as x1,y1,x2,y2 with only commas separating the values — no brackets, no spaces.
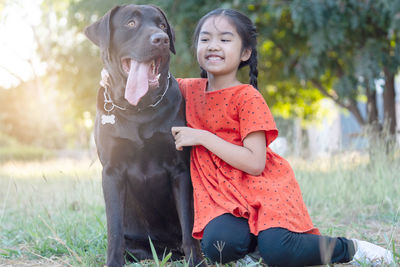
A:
366,85,379,125
383,67,397,136
347,99,366,127
365,84,383,158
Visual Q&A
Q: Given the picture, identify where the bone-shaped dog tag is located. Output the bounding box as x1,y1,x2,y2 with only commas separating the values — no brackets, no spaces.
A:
101,114,115,125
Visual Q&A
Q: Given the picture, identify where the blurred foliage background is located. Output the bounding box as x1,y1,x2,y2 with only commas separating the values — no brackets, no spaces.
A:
0,0,399,154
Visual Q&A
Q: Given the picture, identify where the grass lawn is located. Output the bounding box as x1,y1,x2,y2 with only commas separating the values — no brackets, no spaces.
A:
0,150,399,266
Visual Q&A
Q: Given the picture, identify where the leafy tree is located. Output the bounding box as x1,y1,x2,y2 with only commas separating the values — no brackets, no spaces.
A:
257,0,400,139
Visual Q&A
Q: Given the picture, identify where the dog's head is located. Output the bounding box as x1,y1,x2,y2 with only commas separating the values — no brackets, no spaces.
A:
84,5,175,106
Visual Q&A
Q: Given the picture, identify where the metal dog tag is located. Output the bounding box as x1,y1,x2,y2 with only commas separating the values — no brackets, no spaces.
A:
101,114,115,125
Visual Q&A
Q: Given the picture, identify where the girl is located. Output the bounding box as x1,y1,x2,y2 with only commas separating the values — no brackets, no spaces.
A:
171,8,394,267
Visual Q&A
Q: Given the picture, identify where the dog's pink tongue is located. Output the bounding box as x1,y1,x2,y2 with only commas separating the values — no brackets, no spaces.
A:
125,59,149,106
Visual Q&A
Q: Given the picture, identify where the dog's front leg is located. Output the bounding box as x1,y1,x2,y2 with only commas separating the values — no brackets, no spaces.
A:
172,170,206,267
102,167,127,267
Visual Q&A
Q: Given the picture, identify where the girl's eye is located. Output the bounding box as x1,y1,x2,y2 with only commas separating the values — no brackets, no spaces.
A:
221,39,231,42
200,38,209,42
127,20,136,28
160,23,167,30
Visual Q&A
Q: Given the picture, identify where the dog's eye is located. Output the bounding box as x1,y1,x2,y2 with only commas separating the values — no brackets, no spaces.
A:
127,21,136,28
160,23,167,31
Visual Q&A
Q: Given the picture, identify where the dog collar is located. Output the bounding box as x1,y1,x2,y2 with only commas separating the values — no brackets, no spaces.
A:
146,72,171,109
99,70,171,124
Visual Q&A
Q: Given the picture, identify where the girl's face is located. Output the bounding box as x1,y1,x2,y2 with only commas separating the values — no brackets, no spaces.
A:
196,16,251,78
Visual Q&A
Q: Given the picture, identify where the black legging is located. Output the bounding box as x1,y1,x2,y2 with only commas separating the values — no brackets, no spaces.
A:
201,213,355,267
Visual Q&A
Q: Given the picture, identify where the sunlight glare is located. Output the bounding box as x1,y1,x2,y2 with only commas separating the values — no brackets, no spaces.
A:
0,0,44,88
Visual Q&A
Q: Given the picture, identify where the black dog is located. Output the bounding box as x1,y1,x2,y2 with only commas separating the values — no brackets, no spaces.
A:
84,5,204,267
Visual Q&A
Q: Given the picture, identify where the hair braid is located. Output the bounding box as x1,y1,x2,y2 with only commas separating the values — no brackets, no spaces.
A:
200,67,208,78
248,49,258,90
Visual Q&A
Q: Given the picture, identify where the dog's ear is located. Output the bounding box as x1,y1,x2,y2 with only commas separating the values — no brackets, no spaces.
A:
151,5,176,55
84,6,120,60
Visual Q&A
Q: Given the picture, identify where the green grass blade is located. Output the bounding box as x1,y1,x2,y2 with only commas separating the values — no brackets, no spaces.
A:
148,236,160,266
160,251,172,267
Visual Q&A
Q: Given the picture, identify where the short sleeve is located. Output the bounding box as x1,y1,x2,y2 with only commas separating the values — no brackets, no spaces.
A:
238,96,278,146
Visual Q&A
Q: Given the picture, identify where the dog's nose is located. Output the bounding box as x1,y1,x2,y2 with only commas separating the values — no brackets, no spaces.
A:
150,32,170,48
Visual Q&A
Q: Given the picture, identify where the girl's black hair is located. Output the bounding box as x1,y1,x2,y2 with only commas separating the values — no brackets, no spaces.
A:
193,8,258,89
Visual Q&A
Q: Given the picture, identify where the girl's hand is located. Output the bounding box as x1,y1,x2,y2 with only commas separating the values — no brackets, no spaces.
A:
171,126,207,151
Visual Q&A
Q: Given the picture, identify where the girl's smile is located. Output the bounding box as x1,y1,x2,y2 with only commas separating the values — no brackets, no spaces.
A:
205,55,224,62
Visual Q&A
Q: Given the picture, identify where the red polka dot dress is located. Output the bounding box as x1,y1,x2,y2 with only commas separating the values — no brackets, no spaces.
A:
177,78,320,239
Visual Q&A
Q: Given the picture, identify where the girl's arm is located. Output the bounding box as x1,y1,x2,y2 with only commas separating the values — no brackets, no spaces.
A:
171,127,266,176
